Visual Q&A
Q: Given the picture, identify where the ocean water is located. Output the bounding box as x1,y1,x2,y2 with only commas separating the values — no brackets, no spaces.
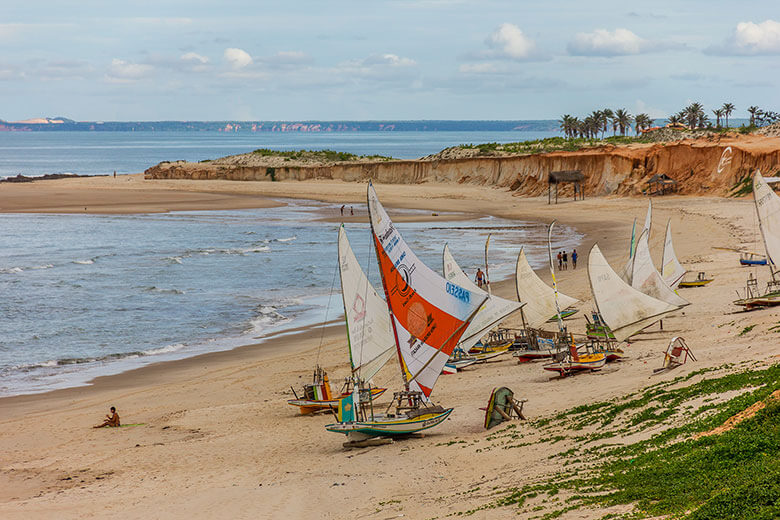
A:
0,129,559,178
0,200,582,397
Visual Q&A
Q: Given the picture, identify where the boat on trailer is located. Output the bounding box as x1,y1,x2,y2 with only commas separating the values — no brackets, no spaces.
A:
326,183,486,442
734,172,780,310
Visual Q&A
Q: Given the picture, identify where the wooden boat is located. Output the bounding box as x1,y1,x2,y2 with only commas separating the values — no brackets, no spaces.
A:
543,341,607,376
289,226,394,414
512,329,560,362
444,348,478,373
733,172,780,310
739,252,767,266
678,271,714,288
288,369,387,414
585,312,616,340
326,183,487,441
483,387,526,429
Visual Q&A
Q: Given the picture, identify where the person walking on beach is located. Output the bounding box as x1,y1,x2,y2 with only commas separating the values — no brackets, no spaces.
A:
563,251,568,270
572,249,578,269
94,406,120,428
340,205,345,216
350,206,354,216
475,268,485,288
557,251,563,271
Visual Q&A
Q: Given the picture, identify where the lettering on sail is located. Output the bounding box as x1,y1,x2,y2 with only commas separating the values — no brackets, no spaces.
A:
445,282,470,303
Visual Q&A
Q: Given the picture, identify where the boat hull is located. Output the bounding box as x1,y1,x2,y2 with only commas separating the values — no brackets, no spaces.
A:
546,308,579,322
288,387,387,414
678,280,713,288
325,408,453,438
543,354,607,375
740,259,767,266
512,349,556,363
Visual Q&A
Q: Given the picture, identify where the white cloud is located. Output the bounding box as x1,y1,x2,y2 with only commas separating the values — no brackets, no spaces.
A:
362,54,416,67
224,48,252,69
484,23,538,60
567,28,645,56
181,52,209,64
107,58,153,81
706,19,780,55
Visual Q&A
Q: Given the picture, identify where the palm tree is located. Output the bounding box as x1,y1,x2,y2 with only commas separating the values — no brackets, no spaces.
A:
748,106,761,127
634,113,652,135
712,108,724,128
722,103,735,128
667,114,683,126
613,108,633,136
601,109,614,137
559,114,574,138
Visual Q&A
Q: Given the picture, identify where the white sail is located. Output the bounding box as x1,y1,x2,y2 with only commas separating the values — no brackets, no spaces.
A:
618,217,638,284
338,226,396,383
442,244,524,350
631,230,689,307
514,247,578,328
368,183,485,398
588,244,681,342
642,199,652,242
661,219,686,289
754,170,780,274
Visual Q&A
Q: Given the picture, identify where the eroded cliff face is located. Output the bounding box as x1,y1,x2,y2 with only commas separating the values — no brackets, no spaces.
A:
144,136,780,197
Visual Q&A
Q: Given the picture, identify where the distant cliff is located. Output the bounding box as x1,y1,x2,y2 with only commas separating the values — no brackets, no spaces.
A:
145,135,780,197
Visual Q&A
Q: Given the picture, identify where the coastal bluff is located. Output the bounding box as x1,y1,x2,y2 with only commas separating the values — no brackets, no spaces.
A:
144,135,780,197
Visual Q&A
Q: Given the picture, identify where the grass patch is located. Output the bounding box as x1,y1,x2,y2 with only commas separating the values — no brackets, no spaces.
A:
250,148,393,161
467,364,780,518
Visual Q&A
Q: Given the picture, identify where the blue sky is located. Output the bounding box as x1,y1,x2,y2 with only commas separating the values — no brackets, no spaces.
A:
1,1,778,121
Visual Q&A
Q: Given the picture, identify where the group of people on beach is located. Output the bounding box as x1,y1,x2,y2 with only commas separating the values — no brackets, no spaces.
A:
339,205,354,216
557,250,577,270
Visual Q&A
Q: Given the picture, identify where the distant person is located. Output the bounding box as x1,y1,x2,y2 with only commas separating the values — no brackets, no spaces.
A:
113,170,116,178
572,249,578,269
94,406,120,428
350,206,354,216
563,251,568,270
340,205,345,216
557,251,562,271
475,268,485,288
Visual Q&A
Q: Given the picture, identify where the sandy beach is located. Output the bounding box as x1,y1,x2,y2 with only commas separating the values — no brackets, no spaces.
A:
1,175,779,519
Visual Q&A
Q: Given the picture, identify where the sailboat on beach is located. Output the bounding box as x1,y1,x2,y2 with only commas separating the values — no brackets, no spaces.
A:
325,183,486,440
734,170,780,309
287,225,393,414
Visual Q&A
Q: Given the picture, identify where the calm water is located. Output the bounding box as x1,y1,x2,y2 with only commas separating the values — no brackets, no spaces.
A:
0,130,559,178
0,201,581,396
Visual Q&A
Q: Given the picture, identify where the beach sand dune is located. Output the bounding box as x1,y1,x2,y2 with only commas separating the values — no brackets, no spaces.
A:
1,176,778,518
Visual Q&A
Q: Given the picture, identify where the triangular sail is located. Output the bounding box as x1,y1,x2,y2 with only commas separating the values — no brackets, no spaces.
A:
754,170,780,275
588,244,681,342
484,234,493,295
642,199,653,243
631,230,689,307
619,218,638,283
661,219,686,289
515,247,578,328
368,183,484,398
442,244,524,350
338,225,396,383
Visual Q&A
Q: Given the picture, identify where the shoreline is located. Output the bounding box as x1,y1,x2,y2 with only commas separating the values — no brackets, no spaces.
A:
2,175,774,519
0,182,572,402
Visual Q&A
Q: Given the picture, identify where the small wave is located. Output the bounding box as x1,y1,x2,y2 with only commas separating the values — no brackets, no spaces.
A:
31,264,54,270
141,343,186,356
276,236,297,243
143,286,185,295
73,259,94,265
164,256,184,264
0,267,24,274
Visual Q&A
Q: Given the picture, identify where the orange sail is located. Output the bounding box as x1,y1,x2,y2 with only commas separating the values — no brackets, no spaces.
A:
367,183,484,397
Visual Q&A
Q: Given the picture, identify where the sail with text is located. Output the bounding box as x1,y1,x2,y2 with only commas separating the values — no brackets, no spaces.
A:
754,170,780,276
442,244,523,350
338,225,396,383
368,183,486,398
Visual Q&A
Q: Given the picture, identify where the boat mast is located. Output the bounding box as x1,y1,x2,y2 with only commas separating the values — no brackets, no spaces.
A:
484,233,492,295
548,221,566,336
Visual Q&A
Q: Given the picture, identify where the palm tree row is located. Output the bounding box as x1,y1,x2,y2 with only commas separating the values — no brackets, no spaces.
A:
559,108,653,138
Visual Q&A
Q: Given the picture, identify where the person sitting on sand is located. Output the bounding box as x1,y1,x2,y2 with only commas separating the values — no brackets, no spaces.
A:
94,406,120,428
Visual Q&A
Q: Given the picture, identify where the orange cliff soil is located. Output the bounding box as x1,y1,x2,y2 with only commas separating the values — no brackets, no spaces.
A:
144,134,780,197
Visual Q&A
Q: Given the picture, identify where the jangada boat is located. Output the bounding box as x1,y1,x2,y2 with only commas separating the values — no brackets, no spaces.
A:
326,183,486,441
288,225,394,414
734,171,780,310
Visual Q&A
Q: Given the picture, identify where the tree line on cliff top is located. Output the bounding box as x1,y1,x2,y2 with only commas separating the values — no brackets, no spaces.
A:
559,103,779,139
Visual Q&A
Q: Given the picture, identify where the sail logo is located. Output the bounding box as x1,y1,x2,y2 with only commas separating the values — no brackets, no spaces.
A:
446,282,470,303
717,146,733,174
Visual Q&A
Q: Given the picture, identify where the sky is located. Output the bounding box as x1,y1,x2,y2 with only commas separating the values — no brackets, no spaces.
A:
1,1,779,121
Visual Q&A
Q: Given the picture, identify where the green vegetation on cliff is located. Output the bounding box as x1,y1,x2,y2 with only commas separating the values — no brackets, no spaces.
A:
250,148,394,162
